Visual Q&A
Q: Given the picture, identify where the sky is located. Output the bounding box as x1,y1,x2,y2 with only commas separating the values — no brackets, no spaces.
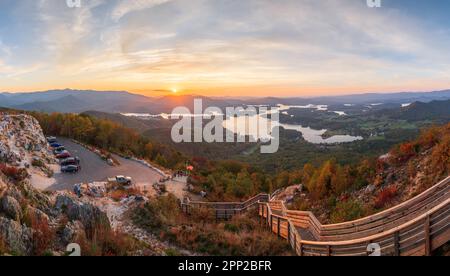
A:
0,0,449,97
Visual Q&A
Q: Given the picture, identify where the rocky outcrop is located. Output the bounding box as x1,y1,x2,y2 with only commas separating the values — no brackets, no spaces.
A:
1,196,22,222
0,114,119,255
61,220,85,245
0,178,7,198
55,195,110,231
26,206,50,224
0,217,32,255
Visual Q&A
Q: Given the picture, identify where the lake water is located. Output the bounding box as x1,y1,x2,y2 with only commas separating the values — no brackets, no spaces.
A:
222,112,363,144
122,104,363,145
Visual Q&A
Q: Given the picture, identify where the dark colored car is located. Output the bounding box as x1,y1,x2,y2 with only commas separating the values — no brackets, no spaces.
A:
47,137,57,143
61,165,80,173
50,143,62,148
60,157,80,166
53,146,66,155
56,151,71,159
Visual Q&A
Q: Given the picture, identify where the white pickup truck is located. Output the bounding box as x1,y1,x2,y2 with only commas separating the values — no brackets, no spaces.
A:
108,175,132,186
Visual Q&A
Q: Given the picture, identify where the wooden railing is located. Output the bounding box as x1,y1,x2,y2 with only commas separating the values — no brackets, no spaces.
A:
181,193,270,219
260,176,450,256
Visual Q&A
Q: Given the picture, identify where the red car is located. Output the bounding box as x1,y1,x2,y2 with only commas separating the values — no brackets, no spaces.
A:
56,151,71,159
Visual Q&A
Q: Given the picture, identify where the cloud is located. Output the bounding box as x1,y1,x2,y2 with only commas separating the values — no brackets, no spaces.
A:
1,0,450,95
111,0,171,21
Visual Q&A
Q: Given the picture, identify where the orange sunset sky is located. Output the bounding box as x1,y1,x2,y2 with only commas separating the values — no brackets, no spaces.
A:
0,0,449,97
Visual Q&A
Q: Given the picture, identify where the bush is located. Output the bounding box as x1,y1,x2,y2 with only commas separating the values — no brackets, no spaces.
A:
374,186,398,209
291,198,311,211
30,213,55,256
31,159,45,168
76,220,138,256
165,214,292,256
108,188,141,202
132,201,293,256
0,235,8,255
132,194,181,232
0,164,28,181
331,199,365,223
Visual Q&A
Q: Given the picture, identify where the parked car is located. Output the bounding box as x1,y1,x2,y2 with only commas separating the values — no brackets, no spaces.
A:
47,137,57,143
108,175,132,186
50,143,62,148
61,165,80,173
53,146,66,154
60,157,80,166
56,151,71,159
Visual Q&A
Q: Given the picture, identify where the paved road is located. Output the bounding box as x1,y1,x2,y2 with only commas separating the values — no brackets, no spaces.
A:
47,138,164,191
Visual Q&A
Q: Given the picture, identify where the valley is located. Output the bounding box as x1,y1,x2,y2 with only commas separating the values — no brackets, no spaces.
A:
1,0,449,260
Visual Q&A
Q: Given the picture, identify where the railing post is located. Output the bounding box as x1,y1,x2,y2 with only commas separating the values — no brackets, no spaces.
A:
394,231,400,256
327,245,331,256
424,216,431,256
293,232,297,254
259,205,263,226
299,242,303,256
277,217,281,238
288,222,291,244
270,215,274,233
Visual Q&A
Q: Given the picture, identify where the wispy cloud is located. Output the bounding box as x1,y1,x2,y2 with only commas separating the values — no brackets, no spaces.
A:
111,0,171,21
0,0,449,95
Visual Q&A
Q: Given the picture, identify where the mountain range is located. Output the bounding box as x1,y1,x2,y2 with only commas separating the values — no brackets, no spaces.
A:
1,88,450,114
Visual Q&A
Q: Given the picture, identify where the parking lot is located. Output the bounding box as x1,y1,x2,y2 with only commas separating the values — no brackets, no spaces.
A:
47,138,164,191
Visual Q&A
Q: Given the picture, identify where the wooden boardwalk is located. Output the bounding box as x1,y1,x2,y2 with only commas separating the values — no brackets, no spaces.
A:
181,193,270,220
181,176,450,256
260,176,450,256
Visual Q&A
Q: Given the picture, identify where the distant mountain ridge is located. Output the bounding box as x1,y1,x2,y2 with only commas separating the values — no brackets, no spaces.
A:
384,99,450,122
1,88,450,114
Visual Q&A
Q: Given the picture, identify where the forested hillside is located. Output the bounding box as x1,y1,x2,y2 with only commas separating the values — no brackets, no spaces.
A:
284,123,450,223
30,112,186,170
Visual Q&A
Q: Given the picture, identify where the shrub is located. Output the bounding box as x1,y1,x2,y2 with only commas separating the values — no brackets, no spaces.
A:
77,221,138,256
165,214,292,256
165,248,182,256
132,194,181,232
31,159,45,168
374,186,398,209
331,199,365,223
0,164,28,182
0,235,8,255
133,201,293,256
224,223,240,233
292,198,311,211
30,213,55,256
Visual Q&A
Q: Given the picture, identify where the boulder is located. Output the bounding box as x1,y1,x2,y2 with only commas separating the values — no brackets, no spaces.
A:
0,216,32,255
365,184,376,194
61,220,85,245
26,206,50,224
55,194,110,231
1,196,22,222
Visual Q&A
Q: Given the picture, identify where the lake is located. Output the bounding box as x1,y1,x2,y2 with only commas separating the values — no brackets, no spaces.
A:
122,104,364,145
